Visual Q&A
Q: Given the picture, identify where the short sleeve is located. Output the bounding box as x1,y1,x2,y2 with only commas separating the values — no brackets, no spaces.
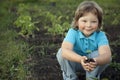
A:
64,28,77,44
97,31,109,47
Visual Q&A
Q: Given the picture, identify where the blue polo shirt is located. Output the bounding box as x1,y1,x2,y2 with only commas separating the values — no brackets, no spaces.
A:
64,28,109,56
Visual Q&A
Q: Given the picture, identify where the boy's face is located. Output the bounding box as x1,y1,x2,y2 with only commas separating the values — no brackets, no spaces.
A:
77,12,99,37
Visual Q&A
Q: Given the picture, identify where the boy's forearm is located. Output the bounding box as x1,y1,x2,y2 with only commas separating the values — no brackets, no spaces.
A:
94,54,111,65
62,48,83,63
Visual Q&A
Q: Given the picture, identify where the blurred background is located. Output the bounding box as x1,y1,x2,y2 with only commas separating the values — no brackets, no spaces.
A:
0,0,120,80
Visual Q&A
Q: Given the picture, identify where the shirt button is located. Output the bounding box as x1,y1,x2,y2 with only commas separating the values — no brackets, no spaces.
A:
86,39,88,41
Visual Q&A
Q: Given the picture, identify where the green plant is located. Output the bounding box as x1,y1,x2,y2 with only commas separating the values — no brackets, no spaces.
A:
14,15,39,38
14,3,39,38
45,12,70,37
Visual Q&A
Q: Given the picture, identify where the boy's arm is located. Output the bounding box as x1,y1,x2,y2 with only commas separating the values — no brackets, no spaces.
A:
94,45,112,65
61,41,87,63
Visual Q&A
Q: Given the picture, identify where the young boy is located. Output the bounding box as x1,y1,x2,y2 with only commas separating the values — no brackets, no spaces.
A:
56,1,112,80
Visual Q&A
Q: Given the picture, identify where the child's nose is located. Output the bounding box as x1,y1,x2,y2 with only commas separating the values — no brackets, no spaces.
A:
86,22,91,27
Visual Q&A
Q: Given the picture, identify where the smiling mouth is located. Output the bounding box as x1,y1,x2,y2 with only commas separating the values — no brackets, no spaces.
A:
85,28,92,30
85,29,92,31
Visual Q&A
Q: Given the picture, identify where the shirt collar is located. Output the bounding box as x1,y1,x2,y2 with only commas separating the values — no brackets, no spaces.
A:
78,30,96,41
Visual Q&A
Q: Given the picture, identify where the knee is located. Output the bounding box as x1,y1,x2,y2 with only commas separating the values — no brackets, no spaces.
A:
56,48,62,58
56,48,63,64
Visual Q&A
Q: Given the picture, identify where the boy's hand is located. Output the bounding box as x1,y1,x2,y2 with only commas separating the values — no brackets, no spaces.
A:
81,56,90,71
81,58,97,72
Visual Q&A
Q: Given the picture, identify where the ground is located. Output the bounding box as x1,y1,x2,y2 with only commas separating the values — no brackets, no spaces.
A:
29,47,120,80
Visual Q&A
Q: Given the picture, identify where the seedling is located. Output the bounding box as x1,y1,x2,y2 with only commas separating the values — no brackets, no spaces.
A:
84,58,95,63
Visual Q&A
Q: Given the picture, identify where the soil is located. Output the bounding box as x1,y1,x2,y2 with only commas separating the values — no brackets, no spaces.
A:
26,26,120,80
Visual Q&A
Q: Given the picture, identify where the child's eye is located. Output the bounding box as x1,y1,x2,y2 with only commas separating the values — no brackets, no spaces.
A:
82,20,87,22
92,21,97,23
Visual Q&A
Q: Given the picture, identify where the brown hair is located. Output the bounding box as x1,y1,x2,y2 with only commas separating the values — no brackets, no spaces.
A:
72,1,103,30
